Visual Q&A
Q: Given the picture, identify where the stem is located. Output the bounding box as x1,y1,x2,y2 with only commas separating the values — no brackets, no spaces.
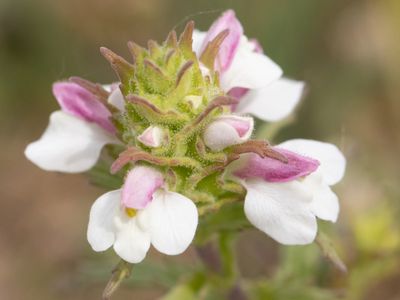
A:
102,260,132,300
195,232,248,299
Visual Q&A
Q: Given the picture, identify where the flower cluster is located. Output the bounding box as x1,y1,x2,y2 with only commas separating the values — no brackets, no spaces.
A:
25,10,345,266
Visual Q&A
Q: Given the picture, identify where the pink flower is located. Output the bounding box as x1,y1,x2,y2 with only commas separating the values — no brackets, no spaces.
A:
193,10,305,122
25,82,122,173
232,139,346,245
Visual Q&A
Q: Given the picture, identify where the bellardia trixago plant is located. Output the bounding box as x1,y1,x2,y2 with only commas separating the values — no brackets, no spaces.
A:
25,10,346,298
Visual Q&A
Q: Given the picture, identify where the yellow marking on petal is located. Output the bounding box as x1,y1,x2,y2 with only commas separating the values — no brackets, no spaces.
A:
125,208,137,218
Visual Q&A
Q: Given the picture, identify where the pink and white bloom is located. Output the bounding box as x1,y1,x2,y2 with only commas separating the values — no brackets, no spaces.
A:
233,139,346,245
24,82,121,173
203,115,254,151
87,166,198,263
193,10,304,122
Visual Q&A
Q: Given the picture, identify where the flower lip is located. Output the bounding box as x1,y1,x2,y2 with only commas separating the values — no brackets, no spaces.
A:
24,110,116,173
122,166,165,210
53,82,115,133
233,148,320,183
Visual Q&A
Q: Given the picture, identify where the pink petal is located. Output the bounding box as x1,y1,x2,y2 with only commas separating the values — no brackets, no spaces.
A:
228,87,249,99
122,166,164,210
228,87,249,110
249,38,263,53
234,148,319,182
138,129,155,146
53,82,115,133
222,117,251,137
201,10,243,72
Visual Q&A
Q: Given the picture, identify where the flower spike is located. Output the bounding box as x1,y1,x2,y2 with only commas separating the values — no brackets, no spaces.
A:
25,10,346,298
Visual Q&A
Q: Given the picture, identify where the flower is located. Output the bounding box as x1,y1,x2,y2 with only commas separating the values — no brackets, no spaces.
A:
193,10,305,122
24,82,121,173
87,166,198,263
24,12,346,274
232,139,346,245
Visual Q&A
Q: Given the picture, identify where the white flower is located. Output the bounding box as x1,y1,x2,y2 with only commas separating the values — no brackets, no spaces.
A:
87,166,198,263
24,82,121,173
193,10,304,123
233,139,346,245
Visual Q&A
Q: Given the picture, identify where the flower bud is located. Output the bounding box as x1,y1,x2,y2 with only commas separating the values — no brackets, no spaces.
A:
233,148,319,183
138,126,166,148
203,115,254,151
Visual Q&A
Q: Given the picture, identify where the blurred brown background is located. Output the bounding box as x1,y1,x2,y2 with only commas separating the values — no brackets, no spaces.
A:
1,0,399,299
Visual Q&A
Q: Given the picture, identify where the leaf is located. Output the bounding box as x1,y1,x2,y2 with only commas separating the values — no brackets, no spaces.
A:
87,159,123,190
161,285,197,300
315,231,347,273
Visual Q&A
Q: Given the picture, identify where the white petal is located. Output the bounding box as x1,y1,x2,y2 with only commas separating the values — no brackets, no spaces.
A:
278,139,346,185
192,30,207,55
113,213,151,264
235,78,304,122
87,190,121,252
220,37,283,91
102,84,113,92
24,111,116,173
139,191,198,255
243,179,317,245
303,173,340,222
108,88,125,112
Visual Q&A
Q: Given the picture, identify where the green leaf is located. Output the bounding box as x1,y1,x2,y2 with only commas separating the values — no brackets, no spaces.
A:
315,231,347,273
87,159,123,190
161,285,197,300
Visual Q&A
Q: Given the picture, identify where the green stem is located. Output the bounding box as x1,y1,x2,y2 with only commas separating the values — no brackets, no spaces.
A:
102,260,132,300
219,232,237,280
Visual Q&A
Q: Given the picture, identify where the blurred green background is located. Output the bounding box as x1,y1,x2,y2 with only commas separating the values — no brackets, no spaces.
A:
1,0,399,299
